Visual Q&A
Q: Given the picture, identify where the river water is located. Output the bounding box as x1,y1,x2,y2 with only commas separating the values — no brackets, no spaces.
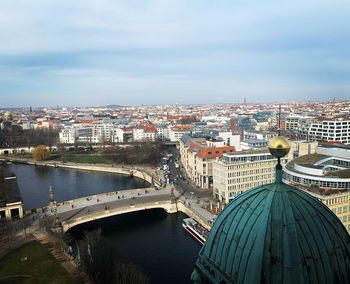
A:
11,163,201,284
11,163,149,210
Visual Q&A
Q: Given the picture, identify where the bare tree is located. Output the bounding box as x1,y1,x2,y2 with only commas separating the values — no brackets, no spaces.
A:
75,228,149,283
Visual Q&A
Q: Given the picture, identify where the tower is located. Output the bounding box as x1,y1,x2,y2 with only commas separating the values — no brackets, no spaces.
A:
176,101,180,114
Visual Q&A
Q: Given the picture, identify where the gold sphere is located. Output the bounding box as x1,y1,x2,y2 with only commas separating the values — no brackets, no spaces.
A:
268,136,290,158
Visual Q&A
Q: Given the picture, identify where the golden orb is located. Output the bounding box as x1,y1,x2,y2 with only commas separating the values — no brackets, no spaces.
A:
268,136,290,158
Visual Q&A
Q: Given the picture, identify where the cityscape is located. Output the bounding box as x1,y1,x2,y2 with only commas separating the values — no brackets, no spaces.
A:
1,1,350,284
0,99,349,283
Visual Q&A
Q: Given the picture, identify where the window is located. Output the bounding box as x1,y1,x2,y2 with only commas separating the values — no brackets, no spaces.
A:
338,207,342,214
343,216,347,222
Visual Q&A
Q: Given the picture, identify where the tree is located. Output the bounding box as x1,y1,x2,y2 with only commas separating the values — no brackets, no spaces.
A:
32,145,51,160
75,229,150,283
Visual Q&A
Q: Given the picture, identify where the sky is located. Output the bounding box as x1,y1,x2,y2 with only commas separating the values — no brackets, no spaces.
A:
0,0,349,107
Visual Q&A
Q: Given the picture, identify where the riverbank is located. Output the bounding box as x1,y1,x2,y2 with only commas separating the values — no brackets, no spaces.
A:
5,157,215,230
1,156,161,188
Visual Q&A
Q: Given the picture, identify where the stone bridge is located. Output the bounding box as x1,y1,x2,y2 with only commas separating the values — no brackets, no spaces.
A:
52,187,213,232
54,187,174,232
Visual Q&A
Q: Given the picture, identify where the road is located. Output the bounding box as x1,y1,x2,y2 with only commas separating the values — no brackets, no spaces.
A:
164,147,213,200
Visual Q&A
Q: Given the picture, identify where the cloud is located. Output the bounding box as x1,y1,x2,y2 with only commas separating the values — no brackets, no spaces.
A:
0,0,349,106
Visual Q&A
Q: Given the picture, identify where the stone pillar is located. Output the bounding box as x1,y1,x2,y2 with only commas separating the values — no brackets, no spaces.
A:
5,208,11,219
18,206,23,218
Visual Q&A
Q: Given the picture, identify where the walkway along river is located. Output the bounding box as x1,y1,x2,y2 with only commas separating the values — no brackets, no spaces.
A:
11,163,203,284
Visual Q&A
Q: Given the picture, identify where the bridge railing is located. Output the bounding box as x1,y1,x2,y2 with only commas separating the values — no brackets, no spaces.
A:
55,187,155,207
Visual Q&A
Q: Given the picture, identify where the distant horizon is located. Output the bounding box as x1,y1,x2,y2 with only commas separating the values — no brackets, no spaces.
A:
1,1,349,108
1,98,347,110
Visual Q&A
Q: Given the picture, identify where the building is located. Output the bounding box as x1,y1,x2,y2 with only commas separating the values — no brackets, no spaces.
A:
169,125,193,142
132,125,158,141
116,127,133,143
213,150,287,203
240,139,269,150
155,125,170,140
0,163,23,220
201,129,241,151
287,140,318,160
283,143,350,232
285,116,301,130
180,134,236,188
297,119,350,144
59,127,97,144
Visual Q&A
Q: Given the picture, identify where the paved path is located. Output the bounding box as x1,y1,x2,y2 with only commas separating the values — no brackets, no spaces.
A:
174,188,217,227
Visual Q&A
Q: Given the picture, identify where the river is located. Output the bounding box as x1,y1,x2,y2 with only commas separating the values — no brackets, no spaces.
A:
11,163,201,284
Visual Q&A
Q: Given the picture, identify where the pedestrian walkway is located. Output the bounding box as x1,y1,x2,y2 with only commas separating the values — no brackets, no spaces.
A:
173,188,216,228
56,187,171,214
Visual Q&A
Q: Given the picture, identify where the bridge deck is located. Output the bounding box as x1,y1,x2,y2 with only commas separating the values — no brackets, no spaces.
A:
57,194,172,223
56,187,172,223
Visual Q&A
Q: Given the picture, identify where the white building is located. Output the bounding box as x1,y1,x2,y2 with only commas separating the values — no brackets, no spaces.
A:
216,131,241,151
213,150,287,203
59,127,97,144
297,120,350,144
169,126,193,142
155,125,170,140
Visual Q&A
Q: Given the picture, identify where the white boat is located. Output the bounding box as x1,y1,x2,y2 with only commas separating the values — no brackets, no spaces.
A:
182,218,208,245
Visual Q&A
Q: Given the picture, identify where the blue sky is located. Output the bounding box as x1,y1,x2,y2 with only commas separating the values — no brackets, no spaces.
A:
1,0,349,107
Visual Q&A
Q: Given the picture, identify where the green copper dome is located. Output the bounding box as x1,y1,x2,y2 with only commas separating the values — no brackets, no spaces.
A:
195,174,350,283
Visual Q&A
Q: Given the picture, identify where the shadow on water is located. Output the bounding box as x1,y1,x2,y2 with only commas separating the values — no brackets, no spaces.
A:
66,209,201,284
34,164,52,178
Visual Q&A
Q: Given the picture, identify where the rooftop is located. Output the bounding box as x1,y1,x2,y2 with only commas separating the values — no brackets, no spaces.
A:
326,168,350,178
225,148,269,156
196,178,350,283
285,154,327,171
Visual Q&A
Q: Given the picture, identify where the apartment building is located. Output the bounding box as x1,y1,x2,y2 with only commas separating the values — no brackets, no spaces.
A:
116,127,133,143
297,119,350,144
283,144,350,232
155,125,170,140
285,116,301,130
169,125,193,142
59,127,96,144
287,140,318,160
213,150,287,204
180,134,236,188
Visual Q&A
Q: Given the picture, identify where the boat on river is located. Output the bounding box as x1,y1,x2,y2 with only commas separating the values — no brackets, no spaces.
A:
182,218,209,245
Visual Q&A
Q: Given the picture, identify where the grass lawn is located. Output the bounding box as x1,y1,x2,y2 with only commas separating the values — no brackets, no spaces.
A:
0,241,74,284
48,154,112,164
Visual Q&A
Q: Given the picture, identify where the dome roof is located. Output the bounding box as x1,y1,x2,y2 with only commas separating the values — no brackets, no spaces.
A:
196,179,350,283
